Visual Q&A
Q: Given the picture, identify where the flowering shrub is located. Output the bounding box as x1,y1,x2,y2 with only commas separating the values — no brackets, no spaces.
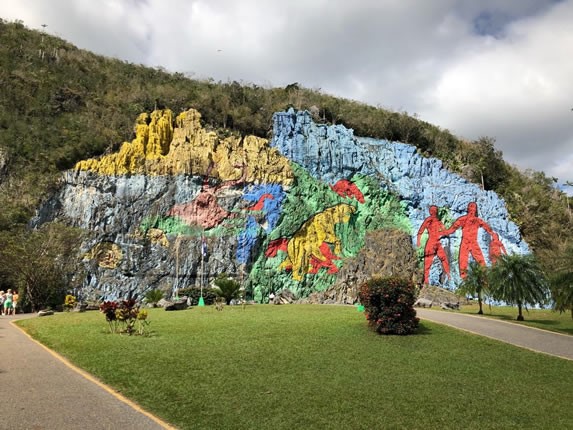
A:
99,299,150,336
63,294,77,311
359,277,419,335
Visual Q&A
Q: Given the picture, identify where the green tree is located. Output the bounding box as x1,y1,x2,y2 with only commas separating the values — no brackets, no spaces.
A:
0,223,84,311
488,254,549,321
213,273,242,305
549,243,573,318
458,261,490,315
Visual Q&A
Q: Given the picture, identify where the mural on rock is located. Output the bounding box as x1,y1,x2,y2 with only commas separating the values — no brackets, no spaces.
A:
32,107,528,302
270,109,528,289
417,202,507,284
417,205,451,284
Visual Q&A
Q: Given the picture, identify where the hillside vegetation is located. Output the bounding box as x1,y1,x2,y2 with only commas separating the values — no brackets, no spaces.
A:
0,18,571,279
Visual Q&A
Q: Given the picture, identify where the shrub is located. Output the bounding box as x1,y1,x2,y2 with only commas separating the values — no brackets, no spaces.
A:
99,299,150,336
177,287,217,306
359,277,419,335
144,289,164,307
63,294,77,311
213,273,242,305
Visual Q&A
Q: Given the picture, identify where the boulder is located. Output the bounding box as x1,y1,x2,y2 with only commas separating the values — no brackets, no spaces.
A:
414,298,433,308
441,302,460,310
163,298,188,311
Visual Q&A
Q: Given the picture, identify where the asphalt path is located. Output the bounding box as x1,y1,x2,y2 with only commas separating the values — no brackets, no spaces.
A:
417,308,573,360
0,313,175,430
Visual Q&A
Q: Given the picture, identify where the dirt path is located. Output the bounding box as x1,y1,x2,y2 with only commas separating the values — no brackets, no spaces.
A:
417,308,573,360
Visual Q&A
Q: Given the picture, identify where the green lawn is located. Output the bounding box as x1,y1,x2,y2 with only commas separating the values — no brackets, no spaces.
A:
459,304,573,335
17,305,573,430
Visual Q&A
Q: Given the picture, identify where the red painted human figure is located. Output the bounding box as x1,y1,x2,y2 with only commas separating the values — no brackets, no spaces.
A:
417,205,450,285
441,202,499,278
489,232,506,264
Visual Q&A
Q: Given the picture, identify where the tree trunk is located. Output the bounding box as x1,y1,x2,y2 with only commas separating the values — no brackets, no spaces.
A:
517,304,524,321
477,296,483,315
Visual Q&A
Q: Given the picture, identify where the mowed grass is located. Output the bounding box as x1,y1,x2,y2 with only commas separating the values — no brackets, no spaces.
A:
17,305,573,430
459,304,573,335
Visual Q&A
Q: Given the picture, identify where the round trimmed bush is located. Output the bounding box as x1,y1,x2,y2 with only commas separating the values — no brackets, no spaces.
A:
359,276,419,335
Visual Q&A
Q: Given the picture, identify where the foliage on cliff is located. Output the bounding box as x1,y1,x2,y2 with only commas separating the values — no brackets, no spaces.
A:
0,18,571,275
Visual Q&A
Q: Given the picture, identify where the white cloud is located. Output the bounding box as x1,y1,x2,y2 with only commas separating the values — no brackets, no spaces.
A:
1,0,571,182
421,0,573,182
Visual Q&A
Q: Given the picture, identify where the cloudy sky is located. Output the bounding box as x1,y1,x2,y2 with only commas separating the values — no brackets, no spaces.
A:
2,0,572,187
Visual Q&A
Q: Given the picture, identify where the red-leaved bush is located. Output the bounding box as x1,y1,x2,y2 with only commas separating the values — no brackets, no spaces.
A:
359,277,419,335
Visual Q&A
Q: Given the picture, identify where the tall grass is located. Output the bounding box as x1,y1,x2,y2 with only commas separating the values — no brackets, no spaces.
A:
17,305,573,429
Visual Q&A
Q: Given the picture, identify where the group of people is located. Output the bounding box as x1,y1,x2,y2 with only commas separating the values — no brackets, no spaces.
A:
0,289,18,316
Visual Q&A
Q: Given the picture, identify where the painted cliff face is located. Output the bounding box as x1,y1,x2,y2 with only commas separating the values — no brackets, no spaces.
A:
417,202,507,285
267,203,357,281
33,108,528,301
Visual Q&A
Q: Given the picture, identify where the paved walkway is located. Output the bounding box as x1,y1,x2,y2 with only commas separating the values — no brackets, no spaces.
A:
0,313,175,430
417,308,573,360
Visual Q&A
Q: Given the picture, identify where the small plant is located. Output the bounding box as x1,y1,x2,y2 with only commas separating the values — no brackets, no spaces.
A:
99,299,150,336
359,276,419,335
213,273,242,305
115,298,139,335
99,301,118,333
63,294,77,312
136,309,150,335
145,289,164,307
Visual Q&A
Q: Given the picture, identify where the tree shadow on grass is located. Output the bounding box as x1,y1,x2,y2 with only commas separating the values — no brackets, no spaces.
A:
415,323,432,335
484,314,573,335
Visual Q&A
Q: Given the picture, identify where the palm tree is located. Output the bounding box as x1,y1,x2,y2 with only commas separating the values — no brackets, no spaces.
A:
488,254,549,321
213,273,242,305
458,261,489,314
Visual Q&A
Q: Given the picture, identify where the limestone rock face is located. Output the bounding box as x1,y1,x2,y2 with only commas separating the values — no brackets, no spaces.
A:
305,229,421,305
75,109,293,184
271,109,529,288
33,108,529,302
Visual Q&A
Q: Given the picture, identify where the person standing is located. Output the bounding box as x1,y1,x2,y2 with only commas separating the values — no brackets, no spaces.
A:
12,290,19,315
3,289,13,316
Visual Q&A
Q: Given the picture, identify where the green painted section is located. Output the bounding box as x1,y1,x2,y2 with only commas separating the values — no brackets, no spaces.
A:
247,164,411,301
140,215,246,239
140,216,200,237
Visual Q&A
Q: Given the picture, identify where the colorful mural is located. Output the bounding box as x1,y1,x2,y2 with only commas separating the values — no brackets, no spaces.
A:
267,203,356,281
417,202,507,284
417,205,451,284
440,202,506,279
33,107,529,301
